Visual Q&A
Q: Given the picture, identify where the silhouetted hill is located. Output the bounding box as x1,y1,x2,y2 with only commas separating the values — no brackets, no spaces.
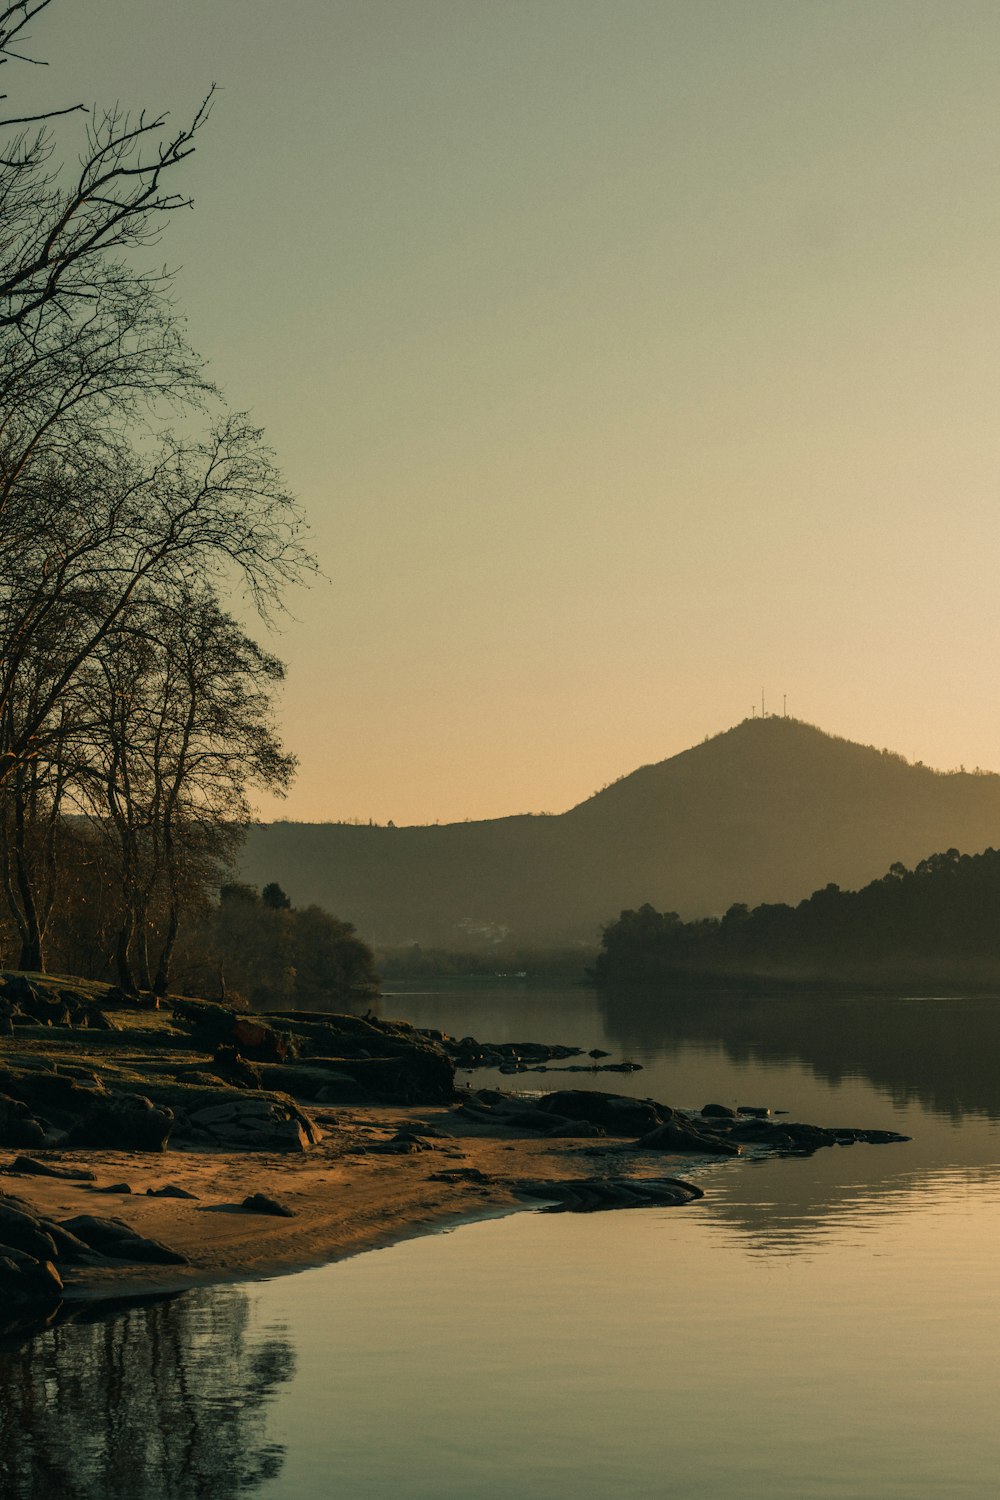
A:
237,718,1000,948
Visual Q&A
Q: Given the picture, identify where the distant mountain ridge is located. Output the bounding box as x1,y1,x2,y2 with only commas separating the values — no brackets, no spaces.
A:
237,718,1000,948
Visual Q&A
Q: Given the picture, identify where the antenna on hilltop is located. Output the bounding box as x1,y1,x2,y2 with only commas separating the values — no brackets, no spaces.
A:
783,694,787,718
761,687,765,718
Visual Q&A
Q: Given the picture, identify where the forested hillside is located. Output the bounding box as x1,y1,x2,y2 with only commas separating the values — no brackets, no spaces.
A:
593,846,1000,986
240,718,1000,948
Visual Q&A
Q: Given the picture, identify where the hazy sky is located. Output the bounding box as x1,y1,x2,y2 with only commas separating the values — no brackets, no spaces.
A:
30,2,1000,823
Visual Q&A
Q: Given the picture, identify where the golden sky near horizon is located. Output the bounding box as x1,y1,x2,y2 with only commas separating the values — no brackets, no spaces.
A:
34,1,1000,824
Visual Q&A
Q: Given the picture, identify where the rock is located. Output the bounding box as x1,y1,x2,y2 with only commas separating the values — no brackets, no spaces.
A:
0,1247,63,1302
315,1052,454,1106
94,1182,133,1194
637,1120,743,1156
0,1092,46,1148
230,1017,295,1063
833,1128,910,1145
428,1167,490,1184
444,1036,584,1069
728,1118,826,1150
368,1135,426,1154
701,1103,737,1119
146,1184,198,1199
504,1107,576,1132
67,1093,173,1152
240,1193,295,1217
171,998,308,1065
211,1046,262,1089
513,1175,704,1213
391,1128,435,1147
4,1155,95,1181
0,1070,108,1138
544,1120,604,1138
0,975,113,1032
737,1105,771,1118
535,1090,670,1136
34,1220,98,1264
169,1002,458,1110
189,1101,241,1126
59,1215,189,1265
171,1086,319,1151
0,1202,59,1262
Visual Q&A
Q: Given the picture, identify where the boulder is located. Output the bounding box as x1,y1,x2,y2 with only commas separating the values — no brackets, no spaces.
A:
181,1091,319,1152
637,1120,743,1156
4,1155,95,1181
513,1175,704,1213
211,1046,262,1089
0,1201,58,1262
240,1193,295,1217
317,1051,454,1106
170,998,297,1063
0,975,114,1031
535,1090,670,1136
67,1092,174,1152
170,998,457,1106
59,1214,189,1265
833,1127,909,1145
0,1247,63,1302
0,1092,46,1148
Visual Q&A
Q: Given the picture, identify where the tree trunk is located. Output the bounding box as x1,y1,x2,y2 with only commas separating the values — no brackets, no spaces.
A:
152,901,179,996
115,921,138,995
12,786,44,973
17,930,43,972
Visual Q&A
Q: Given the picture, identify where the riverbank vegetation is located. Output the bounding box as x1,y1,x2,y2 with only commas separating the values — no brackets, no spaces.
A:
593,847,1000,987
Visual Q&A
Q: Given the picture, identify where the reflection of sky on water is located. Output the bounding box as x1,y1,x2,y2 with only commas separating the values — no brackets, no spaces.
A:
248,1180,1000,1500
5,985,1000,1498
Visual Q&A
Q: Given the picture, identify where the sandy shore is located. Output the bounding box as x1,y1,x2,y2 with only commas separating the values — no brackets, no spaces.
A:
1,1102,701,1304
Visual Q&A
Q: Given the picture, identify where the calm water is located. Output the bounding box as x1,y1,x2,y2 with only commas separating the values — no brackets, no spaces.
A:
3,985,1000,1498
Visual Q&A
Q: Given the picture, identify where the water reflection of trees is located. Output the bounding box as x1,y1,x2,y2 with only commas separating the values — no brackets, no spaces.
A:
0,1288,294,1500
598,987,1000,1122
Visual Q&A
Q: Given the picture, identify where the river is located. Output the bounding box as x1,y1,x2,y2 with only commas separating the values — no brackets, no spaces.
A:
2,983,999,1498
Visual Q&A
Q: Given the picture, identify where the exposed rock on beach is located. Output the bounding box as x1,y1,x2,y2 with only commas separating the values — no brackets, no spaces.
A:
0,972,910,1336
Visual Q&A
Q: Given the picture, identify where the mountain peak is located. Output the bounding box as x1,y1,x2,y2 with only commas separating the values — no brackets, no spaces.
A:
239,720,1000,947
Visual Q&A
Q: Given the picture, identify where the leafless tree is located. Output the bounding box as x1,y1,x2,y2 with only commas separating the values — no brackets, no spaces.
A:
0,415,312,787
78,585,295,993
0,2,214,333
0,5,317,980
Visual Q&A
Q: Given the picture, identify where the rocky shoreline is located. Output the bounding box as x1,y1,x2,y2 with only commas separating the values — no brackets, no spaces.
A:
0,972,909,1343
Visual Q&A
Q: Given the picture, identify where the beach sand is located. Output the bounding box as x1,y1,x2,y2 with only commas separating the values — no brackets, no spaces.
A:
1,1103,697,1302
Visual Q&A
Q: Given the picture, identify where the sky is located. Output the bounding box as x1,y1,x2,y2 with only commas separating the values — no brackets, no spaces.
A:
26,1,1000,824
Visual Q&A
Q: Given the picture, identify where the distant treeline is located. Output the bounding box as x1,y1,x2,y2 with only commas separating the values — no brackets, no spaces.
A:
593,848,1000,986
191,883,379,1010
376,944,589,983
0,852,379,1008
